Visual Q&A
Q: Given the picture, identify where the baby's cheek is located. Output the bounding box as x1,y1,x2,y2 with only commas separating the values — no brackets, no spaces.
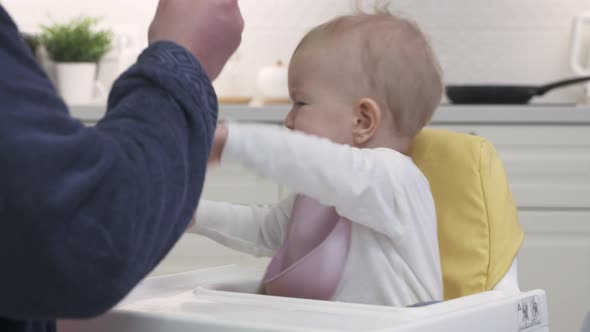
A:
293,116,313,133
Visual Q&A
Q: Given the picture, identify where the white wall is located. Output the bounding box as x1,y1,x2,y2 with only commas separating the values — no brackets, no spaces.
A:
3,0,590,103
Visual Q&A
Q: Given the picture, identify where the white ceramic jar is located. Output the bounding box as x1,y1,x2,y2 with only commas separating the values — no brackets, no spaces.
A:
257,60,290,104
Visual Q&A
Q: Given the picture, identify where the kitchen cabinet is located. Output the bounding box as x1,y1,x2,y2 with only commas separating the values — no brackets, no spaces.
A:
77,104,590,332
517,210,590,332
429,124,590,332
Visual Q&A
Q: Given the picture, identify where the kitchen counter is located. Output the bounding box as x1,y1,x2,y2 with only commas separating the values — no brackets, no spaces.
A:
71,103,590,124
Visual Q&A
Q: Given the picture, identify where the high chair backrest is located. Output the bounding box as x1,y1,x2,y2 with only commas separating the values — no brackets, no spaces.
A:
409,129,524,300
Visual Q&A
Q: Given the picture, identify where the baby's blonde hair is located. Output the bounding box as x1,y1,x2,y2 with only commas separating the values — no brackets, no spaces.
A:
293,7,443,138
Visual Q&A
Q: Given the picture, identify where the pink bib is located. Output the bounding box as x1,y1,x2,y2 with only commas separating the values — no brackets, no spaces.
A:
262,195,352,300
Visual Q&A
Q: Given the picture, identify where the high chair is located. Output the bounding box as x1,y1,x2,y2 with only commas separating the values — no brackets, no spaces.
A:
410,128,524,299
59,129,549,332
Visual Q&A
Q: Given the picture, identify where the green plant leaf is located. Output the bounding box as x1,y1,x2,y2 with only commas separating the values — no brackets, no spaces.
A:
39,17,113,63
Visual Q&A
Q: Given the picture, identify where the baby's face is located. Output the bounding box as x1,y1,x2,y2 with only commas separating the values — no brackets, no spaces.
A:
284,48,355,146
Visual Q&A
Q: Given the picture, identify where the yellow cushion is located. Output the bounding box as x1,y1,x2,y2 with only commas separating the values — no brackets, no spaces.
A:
409,129,524,300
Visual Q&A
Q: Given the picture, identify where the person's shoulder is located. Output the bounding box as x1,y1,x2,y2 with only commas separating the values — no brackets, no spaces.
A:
372,147,412,164
373,148,430,185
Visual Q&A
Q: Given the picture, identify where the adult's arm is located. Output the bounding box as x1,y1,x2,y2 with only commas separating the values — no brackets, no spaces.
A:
0,5,217,319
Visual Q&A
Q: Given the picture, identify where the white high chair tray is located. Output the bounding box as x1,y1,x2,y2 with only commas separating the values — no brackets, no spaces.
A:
59,265,549,332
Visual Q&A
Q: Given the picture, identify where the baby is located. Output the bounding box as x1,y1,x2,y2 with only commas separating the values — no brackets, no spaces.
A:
190,10,444,307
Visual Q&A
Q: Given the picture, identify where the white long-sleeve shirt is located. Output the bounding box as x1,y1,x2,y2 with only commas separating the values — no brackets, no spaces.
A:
191,123,443,307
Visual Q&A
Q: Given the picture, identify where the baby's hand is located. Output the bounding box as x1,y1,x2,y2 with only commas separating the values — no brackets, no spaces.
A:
208,123,228,165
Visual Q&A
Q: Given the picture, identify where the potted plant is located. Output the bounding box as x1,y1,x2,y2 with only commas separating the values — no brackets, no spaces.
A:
39,17,112,105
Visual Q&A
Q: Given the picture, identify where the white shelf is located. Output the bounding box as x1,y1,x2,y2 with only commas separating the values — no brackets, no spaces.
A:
70,103,590,124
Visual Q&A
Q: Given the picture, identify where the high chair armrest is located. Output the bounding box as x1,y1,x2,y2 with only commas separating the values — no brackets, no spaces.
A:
493,257,520,293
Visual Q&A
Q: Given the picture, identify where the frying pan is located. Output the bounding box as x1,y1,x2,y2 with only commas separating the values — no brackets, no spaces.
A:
446,75,590,104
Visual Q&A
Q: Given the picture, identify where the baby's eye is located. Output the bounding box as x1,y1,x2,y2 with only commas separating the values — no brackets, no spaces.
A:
293,101,307,107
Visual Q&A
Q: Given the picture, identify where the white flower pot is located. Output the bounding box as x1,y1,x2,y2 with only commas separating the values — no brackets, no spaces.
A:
55,63,105,105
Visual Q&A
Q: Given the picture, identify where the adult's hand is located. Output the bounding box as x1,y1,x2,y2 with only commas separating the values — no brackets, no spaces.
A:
148,0,244,80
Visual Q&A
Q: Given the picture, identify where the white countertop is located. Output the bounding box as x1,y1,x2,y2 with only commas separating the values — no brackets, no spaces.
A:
70,103,590,124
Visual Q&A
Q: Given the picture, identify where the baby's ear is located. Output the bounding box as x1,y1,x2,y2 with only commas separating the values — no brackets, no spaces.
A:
353,98,382,146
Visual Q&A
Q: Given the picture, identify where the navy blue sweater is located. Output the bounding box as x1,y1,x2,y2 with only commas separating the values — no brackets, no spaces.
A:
0,6,216,332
